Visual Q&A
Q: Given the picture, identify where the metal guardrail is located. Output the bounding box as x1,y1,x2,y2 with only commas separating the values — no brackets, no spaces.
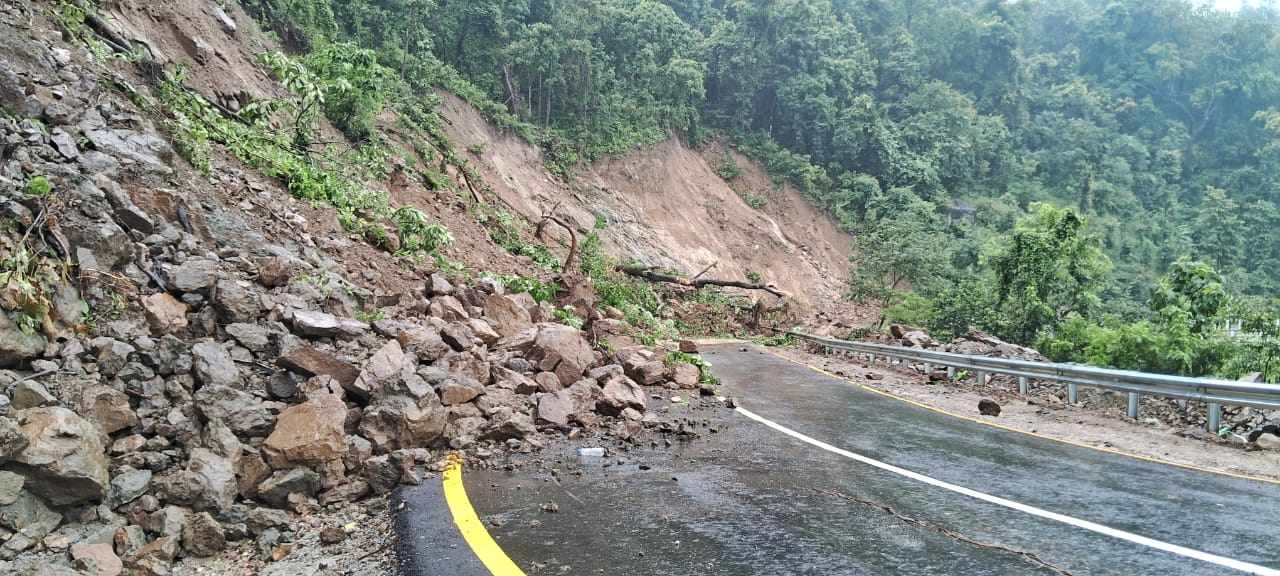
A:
791,332,1280,432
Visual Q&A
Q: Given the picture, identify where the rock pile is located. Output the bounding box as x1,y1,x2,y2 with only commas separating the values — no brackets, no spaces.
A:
0,12,717,574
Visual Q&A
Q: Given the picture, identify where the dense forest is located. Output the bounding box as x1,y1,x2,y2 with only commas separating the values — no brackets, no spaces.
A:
236,0,1279,382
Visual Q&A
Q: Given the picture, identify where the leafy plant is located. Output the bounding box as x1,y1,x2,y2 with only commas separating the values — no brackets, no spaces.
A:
23,176,52,198
554,307,584,329
393,206,453,256
666,351,720,386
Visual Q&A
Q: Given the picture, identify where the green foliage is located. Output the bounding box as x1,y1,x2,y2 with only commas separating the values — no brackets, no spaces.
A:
480,208,560,271
553,306,585,330
848,192,952,325
301,42,391,142
392,207,453,256
580,233,669,335
744,271,763,285
738,191,766,209
715,152,741,181
987,204,1111,343
490,275,557,303
23,176,52,198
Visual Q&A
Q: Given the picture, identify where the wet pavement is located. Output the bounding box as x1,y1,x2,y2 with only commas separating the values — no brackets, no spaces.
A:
457,344,1280,575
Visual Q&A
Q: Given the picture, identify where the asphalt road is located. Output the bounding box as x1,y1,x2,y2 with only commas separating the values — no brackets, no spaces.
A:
430,344,1280,575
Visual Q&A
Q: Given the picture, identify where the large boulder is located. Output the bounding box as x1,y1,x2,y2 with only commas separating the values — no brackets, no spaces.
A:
358,396,447,453
153,448,238,512
348,340,407,400
275,345,359,388
262,394,348,469
398,326,451,363
503,324,596,384
8,407,110,505
256,468,321,508
599,376,647,415
536,379,602,428
191,341,242,388
194,386,273,437
0,312,45,368
483,294,533,337
81,386,139,434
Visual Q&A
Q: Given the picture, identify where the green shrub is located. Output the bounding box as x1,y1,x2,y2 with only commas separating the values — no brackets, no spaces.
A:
666,351,720,386
23,176,52,198
393,207,453,256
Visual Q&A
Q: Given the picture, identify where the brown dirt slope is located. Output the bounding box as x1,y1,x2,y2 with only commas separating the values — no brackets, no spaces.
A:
438,94,854,305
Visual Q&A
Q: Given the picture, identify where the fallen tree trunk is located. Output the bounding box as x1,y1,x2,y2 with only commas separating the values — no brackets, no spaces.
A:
618,265,790,299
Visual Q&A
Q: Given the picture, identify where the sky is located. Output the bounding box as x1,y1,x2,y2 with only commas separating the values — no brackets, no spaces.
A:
1208,0,1270,10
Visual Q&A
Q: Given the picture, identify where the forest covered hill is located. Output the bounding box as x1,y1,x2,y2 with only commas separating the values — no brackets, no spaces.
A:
239,0,1280,381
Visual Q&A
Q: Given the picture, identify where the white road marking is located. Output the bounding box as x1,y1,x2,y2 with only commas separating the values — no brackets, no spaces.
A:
736,407,1280,576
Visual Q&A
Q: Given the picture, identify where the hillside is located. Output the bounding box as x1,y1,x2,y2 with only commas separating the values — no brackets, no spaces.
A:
0,2,859,574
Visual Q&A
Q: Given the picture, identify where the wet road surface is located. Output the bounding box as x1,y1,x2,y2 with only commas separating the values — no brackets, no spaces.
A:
459,344,1280,575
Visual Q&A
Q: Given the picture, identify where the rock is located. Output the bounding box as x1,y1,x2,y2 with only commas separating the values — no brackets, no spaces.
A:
143,506,188,539
361,455,401,495
629,360,666,386
153,448,238,512
494,367,539,395
349,340,405,400
484,411,536,441
191,341,242,388
599,377,647,415
126,535,178,575
358,396,447,453
0,488,61,541
428,274,454,296
262,394,348,469
518,324,596,384
9,407,109,506
214,280,262,323
141,294,188,334
429,295,469,321
245,507,290,535
11,381,57,410
81,386,138,434
441,322,474,351
70,542,123,576
226,323,271,353
182,512,226,557
437,376,484,405
0,312,47,368
275,345,359,387
537,380,600,427
256,468,321,508
483,294,533,337
290,310,342,337
169,258,218,292
669,363,700,389
467,319,501,346
678,340,699,354
319,525,346,545
0,416,28,462
902,330,938,349
107,468,152,508
534,372,562,393
398,326,451,363
256,257,293,288
194,386,272,437
0,471,22,505
213,5,238,34
978,399,1001,417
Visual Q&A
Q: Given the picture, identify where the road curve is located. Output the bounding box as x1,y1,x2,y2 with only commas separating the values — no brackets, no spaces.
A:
416,344,1280,575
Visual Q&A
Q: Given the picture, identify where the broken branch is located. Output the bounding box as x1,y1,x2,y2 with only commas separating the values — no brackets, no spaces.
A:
618,265,789,299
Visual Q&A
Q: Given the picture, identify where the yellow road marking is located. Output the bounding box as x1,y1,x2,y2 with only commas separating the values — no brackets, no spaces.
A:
443,455,528,576
753,346,1280,487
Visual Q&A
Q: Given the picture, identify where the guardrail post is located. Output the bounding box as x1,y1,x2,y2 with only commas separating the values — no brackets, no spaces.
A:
975,370,986,385
1018,376,1028,395
1127,392,1139,418
1206,402,1221,434
946,366,955,381
1067,383,1078,404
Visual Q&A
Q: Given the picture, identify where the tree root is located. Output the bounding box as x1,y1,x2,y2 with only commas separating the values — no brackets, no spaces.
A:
618,265,789,299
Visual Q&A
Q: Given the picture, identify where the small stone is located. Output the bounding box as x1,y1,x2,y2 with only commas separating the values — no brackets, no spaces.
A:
319,525,346,545
276,345,359,387
141,293,189,334
11,381,57,410
291,310,342,338
257,257,293,288
191,341,242,388
170,258,219,292
978,399,1002,416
